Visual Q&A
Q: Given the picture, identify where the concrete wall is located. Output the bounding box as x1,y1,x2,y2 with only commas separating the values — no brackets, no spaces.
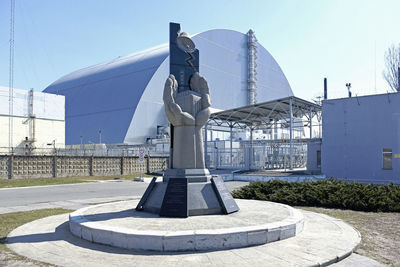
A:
307,139,321,173
0,86,65,151
0,116,65,149
0,155,168,179
322,92,400,184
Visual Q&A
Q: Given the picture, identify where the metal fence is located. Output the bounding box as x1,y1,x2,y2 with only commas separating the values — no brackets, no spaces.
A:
205,141,307,170
1,139,308,174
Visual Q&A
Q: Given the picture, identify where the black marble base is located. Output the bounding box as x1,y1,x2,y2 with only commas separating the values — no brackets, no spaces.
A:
159,178,188,218
136,170,239,217
211,176,240,214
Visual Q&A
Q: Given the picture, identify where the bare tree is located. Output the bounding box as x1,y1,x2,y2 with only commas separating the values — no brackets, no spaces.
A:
383,44,400,92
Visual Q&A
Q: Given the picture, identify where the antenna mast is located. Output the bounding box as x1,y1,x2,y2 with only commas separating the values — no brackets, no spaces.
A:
9,0,15,153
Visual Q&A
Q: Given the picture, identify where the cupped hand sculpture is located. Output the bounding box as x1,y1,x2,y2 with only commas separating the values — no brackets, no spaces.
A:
163,73,211,126
163,73,211,169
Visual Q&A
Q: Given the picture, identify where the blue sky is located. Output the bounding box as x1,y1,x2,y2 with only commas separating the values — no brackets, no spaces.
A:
0,0,399,101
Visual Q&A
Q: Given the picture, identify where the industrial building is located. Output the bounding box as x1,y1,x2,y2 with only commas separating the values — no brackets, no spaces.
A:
322,92,400,184
43,29,294,145
0,86,65,154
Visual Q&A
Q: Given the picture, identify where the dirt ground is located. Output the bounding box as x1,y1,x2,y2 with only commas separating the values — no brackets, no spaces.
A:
300,207,400,267
0,250,48,267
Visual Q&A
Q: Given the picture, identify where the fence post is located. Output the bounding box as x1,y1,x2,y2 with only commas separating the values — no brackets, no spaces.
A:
8,155,14,179
53,155,57,178
146,155,150,174
90,156,94,176
120,156,124,175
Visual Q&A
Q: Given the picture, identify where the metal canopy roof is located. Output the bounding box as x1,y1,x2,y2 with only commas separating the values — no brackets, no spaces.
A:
209,96,321,129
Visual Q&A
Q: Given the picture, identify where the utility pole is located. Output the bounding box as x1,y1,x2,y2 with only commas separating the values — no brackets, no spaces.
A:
9,0,15,153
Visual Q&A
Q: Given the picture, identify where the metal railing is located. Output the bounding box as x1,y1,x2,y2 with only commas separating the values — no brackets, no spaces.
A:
205,141,308,170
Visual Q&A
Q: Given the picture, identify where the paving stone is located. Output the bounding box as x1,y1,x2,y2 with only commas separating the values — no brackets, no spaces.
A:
5,202,379,267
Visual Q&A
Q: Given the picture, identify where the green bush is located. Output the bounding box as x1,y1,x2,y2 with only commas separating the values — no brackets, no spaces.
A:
232,178,400,212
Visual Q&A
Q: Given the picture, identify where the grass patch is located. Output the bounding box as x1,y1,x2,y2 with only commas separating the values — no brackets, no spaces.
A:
0,208,73,266
0,173,153,189
299,207,400,266
232,178,400,212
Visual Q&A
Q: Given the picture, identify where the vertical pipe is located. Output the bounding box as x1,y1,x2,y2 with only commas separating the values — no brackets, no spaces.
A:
204,122,208,168
230,125,233,166
249,128,253,169
324,78,327,100
169,125,174,168
398,67,400,92
289,97,293,170
309,107,313,140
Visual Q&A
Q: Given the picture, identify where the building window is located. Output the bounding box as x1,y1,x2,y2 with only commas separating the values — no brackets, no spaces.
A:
316,150,321,168
383,148,392,169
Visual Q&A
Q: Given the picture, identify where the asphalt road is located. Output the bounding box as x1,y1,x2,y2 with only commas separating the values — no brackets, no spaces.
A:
0,180,249,208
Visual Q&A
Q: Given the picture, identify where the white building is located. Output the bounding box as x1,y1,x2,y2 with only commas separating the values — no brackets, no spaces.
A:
0,86,65,153
43,29,294,145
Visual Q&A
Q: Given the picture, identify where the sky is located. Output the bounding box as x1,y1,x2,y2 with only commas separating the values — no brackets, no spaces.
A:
0,0,400,102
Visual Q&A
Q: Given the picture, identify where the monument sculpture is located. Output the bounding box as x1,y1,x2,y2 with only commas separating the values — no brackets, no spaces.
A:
42,22,309,260
136,23,239,217
163,72,210,170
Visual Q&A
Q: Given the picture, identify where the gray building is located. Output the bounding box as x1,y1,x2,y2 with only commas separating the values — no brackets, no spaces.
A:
322,92,400,184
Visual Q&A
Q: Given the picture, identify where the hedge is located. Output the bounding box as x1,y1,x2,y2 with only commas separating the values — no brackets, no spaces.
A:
231,178,400,212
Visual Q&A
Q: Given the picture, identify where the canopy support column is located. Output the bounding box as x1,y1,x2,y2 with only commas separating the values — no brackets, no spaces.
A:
309,107,313,140
289,97,293,170
204,122,208,168
230,125,233,166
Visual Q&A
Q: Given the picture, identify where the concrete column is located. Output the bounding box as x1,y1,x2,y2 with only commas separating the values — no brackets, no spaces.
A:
146,155,150,174
8,155,13,179
89,156,94,176
121,157,124,175
289,97,293,170
53,155,57,177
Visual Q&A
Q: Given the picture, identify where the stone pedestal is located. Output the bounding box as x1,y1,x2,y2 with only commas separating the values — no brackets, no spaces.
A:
137,169,239,217
163,168,211,183
139,179,222,216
